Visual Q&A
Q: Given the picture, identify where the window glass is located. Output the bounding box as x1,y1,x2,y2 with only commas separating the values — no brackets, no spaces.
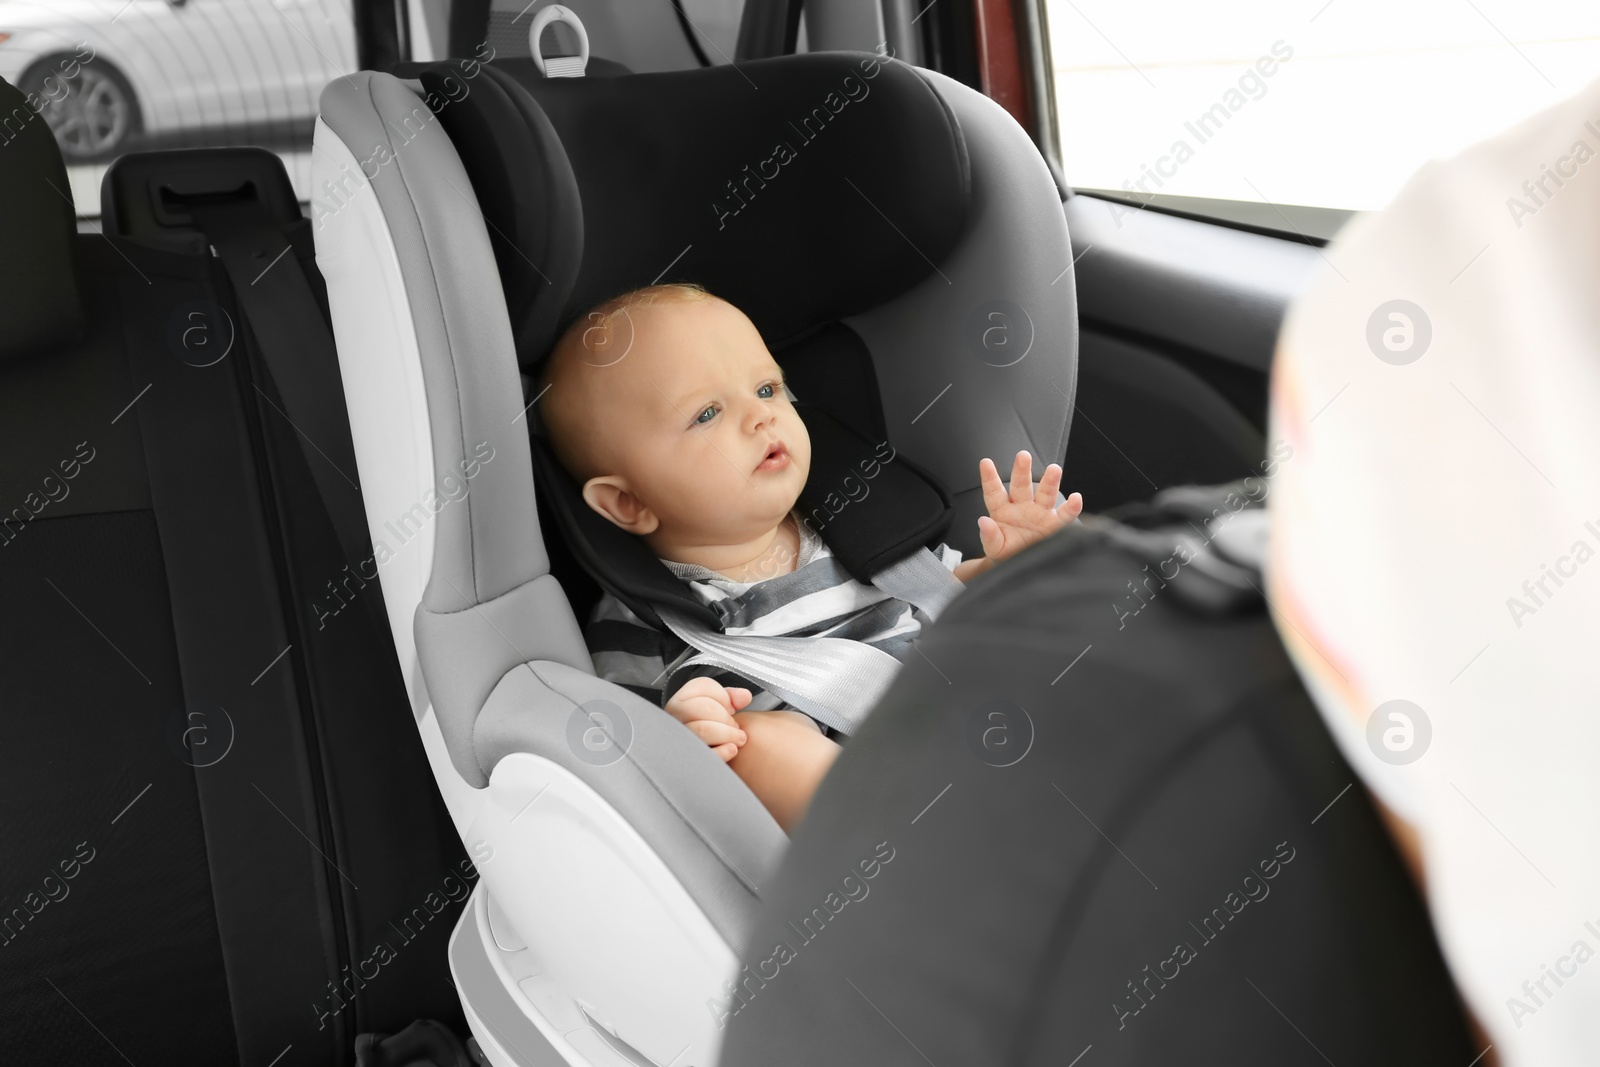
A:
1044,0,1600,211
485,0,744,72
1,0,356,217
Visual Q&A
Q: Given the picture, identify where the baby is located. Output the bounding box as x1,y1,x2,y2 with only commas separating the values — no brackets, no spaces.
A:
537,283,1081,830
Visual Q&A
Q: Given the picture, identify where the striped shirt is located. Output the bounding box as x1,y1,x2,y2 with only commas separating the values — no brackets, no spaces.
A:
585,511,963,738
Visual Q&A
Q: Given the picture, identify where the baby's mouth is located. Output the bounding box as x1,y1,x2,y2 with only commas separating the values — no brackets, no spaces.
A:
755,442,790,473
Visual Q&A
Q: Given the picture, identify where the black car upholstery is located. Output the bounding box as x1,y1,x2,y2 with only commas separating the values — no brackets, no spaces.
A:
0,76,468,1066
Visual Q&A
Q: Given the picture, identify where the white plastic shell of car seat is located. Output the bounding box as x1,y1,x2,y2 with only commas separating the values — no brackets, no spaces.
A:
460,753,739,1067
310,102,742,1067
530,6,590,79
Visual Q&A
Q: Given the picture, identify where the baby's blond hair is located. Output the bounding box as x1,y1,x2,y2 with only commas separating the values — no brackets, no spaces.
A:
537,282,714,482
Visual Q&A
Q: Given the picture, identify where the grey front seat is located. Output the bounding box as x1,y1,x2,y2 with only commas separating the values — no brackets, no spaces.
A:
310,47,1073,1067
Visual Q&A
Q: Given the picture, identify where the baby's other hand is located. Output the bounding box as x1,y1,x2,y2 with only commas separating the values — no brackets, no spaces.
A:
665,677,752,763
976,451,1083,565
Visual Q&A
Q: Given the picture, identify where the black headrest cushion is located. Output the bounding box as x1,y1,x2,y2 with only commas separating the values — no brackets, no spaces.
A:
419,60,584,378
421,52,970,371
0,78,85,361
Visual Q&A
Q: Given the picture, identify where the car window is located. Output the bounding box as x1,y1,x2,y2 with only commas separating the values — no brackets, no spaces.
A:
481,0,744,72
1042,0,1600,216
1,0,357,218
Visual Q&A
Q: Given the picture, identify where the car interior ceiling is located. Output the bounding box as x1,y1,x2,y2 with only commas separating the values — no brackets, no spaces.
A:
0,0,1380,1063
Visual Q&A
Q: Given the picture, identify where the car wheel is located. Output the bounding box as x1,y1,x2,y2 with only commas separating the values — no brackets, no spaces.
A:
20,56,142,163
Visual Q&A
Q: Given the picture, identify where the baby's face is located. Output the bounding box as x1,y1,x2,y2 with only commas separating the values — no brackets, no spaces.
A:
579,296,811,546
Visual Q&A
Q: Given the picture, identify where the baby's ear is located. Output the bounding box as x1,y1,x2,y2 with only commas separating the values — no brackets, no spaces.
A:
581,476,659,535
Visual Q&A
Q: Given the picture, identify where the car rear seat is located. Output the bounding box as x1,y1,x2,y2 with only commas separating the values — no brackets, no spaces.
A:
0,77,470,1066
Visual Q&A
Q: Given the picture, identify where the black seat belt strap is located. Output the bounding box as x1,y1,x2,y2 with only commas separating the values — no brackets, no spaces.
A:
185,198,392,640
112,240,349,1064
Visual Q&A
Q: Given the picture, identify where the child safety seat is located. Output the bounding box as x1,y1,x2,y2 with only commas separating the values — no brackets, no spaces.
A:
311,44,1074,1067
417,52,1049,735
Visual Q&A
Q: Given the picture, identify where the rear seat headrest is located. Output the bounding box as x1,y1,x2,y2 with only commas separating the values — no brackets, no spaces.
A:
0,77,86,362
420,52,971,372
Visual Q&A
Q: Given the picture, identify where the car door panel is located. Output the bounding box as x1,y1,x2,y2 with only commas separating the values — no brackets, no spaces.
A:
1067,194,1325,373
1063,194,1334,509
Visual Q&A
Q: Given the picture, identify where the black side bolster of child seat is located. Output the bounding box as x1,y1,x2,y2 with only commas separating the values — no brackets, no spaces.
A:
416,61,584,368
719,520,1476,1067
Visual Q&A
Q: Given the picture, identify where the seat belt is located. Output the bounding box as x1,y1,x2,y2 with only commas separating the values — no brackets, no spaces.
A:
110,238,352,1063
655,545,967,735
652,486,1078,732
868,546,966,620
182,197,392,640
657,606,901,736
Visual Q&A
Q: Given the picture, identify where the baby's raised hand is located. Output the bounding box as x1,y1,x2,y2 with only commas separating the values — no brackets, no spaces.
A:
664,677,751,764
976,450,1083,565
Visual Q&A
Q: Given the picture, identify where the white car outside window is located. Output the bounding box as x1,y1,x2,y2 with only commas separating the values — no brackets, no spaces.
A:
1045,0,1600,214
0,0,355,163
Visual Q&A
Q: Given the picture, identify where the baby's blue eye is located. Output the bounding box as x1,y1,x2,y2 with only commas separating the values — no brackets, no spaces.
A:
758,382,776,399
695,405,717,425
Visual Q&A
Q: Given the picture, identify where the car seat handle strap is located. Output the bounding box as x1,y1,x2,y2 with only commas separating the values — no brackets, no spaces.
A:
656,607,902,736
530,5,590,79
868,546,966,622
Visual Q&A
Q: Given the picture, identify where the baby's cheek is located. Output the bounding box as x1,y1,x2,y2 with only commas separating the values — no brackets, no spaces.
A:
652,449,715,511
